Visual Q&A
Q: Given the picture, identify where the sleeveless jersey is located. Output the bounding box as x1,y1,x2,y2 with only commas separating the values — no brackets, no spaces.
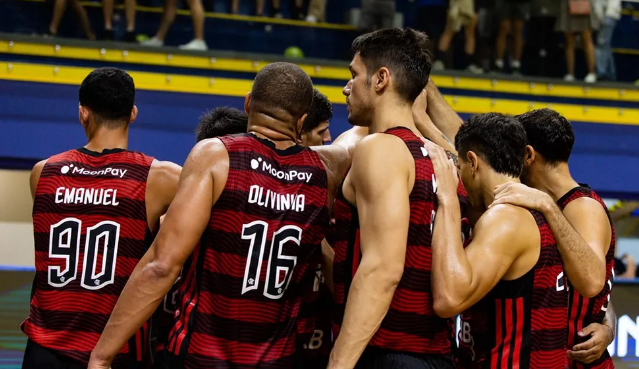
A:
456,210,568,369
22,148,154,367
332,127,469,357
166,134,329,368
557,185,616,369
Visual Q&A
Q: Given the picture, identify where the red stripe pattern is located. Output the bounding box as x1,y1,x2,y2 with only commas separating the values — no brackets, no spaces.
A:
332,127,469,357
456,210,568,369
557,186,615,369
21,148,154,367
167,134,329,368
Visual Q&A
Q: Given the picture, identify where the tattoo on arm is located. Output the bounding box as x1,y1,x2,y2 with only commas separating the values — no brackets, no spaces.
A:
445,150,459,166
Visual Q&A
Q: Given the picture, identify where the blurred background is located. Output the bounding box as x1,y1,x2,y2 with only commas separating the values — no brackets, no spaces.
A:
1,0,639,366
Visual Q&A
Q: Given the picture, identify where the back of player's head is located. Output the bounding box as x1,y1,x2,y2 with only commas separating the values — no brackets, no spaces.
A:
196,107,248,142
516,109,575,164
351,28,431,102
455,113,527,177
250,62,314,124
303,89,333,133
79,67,135,127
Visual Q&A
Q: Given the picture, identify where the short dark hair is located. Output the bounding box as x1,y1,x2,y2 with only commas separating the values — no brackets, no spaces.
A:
250,62,313,123
196,107,248,142
351,28,431,103
516,109,575,163
79,67,135,127
455,113,527,177
303,89,332,133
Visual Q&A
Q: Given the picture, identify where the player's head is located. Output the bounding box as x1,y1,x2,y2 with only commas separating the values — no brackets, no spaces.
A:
245,62,314,140
299,89,332,146
516,109,575,185
78,67,137,130
343,28,431,126
196,107,248,142
455,113,527,208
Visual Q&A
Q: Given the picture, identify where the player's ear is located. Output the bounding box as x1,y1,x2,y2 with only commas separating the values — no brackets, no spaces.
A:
467,151,479,176
129,105,138,124
374,67,390,92
297,131,307,145
78,104,89,126
524,145,535,166
244,92,251,114
296,113,308,141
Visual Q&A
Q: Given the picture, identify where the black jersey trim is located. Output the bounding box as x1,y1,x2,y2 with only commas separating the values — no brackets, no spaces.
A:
76,147,128,157
246,133,307,156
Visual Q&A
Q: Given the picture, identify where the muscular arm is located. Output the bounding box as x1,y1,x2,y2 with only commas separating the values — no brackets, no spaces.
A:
411,88,458,164
328,135,411,369
89,139,229,365
146,160,182,232
425,79,463,143
541,198,609,298
432,203,534,317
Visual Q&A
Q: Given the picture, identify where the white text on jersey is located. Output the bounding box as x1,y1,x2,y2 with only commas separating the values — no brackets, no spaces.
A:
61,164,127,178
55,187,120,206
250,157,313,183
248,185,305,212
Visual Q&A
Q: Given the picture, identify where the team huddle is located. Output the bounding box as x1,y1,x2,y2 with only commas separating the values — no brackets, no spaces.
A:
21,28,616,369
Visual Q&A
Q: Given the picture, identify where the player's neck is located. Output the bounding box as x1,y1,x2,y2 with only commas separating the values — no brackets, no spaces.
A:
481,173,521,210
248,115,298,150
532,163,579,202
85,126,129,152
369,99,419,136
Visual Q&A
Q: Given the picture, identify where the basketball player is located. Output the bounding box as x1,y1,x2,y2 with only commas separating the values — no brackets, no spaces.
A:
329,28,469,369
152,105,248,365
21,67,181,369
88,62,352,368
426,113,568,369
296,88,334,367
491,108,616,368
299,88,333,146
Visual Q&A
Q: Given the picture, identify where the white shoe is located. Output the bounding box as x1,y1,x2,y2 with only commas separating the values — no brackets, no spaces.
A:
433,60,445,71
584,73,597,83
178,39,208,51
140,37,163,47
467,64,484,74
305,14,318,22
564,74,575,82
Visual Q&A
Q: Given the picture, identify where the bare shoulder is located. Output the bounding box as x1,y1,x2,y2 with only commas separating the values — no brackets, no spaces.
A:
562,196,609,222
353,133,412,167
29,159,48,198
475,204,538,242
331,126,368,155
149,160,182,184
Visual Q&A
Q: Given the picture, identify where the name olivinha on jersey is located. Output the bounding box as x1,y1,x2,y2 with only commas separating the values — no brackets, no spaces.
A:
248,156,312,213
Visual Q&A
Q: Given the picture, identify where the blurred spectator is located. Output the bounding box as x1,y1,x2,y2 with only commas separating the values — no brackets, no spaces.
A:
594,0,621,81
47,0,95,40
615,254,636,279
102,0,136,41
140,0,207,50
494,0,530,74
433,0,482,73
305,0,327,22
359,0,396,32
556,0,597,83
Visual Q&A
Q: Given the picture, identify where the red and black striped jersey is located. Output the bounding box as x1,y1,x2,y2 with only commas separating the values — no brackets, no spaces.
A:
557,185,615,369
166,134,329,368
456,210,568,369
22,148,154,368
332,127,469,357
296,264,333,368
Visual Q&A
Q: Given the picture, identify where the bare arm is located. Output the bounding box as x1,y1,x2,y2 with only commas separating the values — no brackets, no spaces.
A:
567,302,616,363
412,88,458,164
146,160,182,232
89,139,229,366
427,142,532,317
425,79,463,143
328,135,411,369
29,160,47,200
492,183,609,298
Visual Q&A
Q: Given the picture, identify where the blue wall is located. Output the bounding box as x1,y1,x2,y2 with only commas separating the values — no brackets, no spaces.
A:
2,79,639,198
